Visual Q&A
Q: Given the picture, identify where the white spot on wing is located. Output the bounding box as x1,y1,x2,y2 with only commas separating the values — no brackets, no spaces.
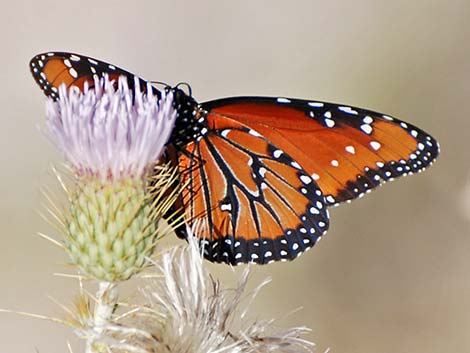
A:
220,203,232,211
309,206,319,214
325,118,335,128
291,161,301,169
69,68,78,78
338,106,358,115
300,175,312,184
345,145,355,154
370,141,381,150
277,97,291,103
308,102,324,107
363,116,373,124
361,124,373,134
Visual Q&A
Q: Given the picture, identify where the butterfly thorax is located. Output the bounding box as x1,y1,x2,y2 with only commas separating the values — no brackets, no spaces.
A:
169,87,208,148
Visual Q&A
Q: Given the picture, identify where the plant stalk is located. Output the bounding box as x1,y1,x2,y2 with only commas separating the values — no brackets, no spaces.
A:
85,282,118,353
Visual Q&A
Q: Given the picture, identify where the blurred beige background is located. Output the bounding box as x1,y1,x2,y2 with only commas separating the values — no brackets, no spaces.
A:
1,0,469,352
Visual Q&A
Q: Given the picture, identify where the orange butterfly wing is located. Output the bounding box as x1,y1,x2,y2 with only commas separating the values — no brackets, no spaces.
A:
175,113,329,264
203,97,439,206
29,52,150,100
173,97,438,264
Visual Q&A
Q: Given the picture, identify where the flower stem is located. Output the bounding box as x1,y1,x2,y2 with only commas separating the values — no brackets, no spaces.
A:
85,282,118,353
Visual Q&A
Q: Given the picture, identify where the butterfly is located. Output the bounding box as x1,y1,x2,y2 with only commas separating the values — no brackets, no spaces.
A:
30,52,439,265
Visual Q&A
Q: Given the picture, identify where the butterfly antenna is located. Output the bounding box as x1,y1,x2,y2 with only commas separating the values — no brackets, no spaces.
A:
175,82,193,97
148,80,171,90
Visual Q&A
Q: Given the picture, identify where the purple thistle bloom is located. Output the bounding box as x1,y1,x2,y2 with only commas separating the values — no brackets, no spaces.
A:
45,75,176,180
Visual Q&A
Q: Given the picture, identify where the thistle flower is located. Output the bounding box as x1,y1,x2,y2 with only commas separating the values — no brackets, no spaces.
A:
45,76,176,181
45,76,178,282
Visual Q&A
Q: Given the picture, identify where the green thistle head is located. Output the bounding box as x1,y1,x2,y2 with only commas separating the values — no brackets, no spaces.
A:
66,179,155,281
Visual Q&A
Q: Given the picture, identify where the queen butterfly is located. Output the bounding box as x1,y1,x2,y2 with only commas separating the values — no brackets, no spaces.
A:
30,52,439,265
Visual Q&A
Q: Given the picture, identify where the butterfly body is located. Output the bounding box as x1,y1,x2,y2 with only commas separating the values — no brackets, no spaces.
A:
30,52,439,265
168,88,207,148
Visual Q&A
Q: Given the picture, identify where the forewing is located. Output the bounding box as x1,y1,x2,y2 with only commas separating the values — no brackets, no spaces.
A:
202,97,439,206
29,51,152,99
